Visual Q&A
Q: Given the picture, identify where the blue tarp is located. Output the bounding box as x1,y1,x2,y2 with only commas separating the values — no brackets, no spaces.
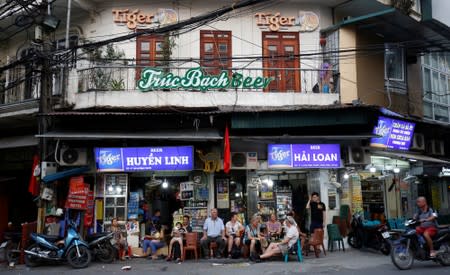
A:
42,166,90,183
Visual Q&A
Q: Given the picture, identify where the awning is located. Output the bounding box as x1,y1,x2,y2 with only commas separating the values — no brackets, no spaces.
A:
0,135,38,149
42,166,90,183
372,151,450,164
35,129,222,141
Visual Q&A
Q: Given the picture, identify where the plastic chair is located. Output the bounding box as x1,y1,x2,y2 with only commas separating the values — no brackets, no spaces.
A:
182,232,198,261
387,219,397,230
306,228,326,258
396,218,406,230
284,238,303,262
327,224,345,252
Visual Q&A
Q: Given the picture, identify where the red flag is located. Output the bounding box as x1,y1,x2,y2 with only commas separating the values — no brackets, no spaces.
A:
28,154,40,196
223,125,231,174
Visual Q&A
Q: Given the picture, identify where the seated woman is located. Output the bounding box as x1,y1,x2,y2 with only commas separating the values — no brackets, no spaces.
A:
244,215,265,261
225,212,244,258
166,222,184,262
142,221,165,260
266,213,282,241
257,216,299,262
110,218,128,260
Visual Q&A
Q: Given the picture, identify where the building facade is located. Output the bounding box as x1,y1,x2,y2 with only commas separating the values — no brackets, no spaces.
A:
1,0,449,237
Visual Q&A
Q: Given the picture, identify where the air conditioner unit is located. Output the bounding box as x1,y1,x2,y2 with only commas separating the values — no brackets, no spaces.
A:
60,148,88,166
410,133,425,151
428,140,445,156
231,152,258,170
347,147,371,165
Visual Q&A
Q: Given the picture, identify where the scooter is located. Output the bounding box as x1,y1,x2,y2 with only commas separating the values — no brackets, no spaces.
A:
24,221,91,269
0,232,22,264
391,219,450,270
86,232,115,263
347,214,391,255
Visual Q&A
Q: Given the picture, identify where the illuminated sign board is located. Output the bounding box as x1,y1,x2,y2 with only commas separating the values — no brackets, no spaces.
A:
370,116,415,151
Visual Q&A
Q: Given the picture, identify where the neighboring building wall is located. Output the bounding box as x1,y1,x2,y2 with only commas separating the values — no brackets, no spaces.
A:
339,26,357,104
355,29,385,107
406,61,424,118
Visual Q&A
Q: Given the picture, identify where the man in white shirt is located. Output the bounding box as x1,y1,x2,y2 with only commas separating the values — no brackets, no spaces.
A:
257,216,299,261
200,208,226,259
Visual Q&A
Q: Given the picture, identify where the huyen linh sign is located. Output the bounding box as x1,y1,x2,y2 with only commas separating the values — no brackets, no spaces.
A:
112,8,177,30
255,11,319,32
137,67,274,91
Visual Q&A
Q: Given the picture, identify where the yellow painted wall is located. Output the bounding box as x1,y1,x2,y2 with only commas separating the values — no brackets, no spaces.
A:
339,26,358,104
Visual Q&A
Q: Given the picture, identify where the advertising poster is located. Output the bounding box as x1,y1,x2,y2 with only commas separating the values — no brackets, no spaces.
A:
180,181,194,201
183,208,208,232
216,179,229,209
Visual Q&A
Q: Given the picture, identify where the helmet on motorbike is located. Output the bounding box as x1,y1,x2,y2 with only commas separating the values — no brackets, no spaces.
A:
55,208,64,217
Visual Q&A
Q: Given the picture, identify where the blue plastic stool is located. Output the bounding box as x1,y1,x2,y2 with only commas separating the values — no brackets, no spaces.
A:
284,239,303,262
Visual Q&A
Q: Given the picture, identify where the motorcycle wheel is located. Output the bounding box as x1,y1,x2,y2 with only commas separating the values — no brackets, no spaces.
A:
347,232,362,249
5,242,20,264
438,244,450,266
380,239,391,256
24,243,41,267
66,245,91,269
96,243,115,263
391,243,414,270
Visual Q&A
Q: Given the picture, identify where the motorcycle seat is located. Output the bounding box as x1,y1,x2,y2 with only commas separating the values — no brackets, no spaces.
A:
85,232,111,242
34,233,61,242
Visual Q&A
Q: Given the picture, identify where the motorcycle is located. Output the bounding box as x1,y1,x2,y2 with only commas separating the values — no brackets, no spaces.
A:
24,221,91,269
0,232,22,264
347,214,391,255
85,232,115,263
391,219,450,270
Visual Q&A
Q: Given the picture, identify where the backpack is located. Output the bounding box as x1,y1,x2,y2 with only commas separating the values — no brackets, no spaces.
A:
231,245,241,259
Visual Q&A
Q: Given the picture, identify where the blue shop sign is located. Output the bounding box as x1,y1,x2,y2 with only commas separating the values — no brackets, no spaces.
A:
268,144,341,168
370,116,415,151
94,146,194,172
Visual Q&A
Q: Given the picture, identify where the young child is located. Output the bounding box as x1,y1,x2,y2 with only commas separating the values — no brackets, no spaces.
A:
166,222,184,262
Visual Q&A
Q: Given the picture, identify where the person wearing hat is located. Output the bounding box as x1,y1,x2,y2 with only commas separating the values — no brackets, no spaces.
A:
256,216,299,262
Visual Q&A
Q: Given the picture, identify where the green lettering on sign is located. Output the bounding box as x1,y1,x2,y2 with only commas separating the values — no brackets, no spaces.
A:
137,67,273,91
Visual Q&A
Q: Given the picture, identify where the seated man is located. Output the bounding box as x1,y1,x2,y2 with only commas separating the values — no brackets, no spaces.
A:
200,208,226,259
414,196,438,257
257,216,299,262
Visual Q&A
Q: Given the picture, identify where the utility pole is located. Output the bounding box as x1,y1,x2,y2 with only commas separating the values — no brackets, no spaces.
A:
37,0,53,233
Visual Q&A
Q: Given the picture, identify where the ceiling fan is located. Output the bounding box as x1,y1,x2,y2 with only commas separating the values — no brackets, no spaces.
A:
145,174,162,188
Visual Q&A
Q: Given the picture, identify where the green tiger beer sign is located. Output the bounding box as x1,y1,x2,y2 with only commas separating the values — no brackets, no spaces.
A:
137,67,274,91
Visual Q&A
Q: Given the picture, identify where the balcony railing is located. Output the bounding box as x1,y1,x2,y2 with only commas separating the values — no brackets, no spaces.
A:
76,65,339,94
0,67,41,106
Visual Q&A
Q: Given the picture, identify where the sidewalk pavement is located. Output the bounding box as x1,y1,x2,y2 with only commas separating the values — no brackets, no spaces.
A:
1,247,394,274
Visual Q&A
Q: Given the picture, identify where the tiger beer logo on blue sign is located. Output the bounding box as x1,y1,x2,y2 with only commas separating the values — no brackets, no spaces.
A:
95,148,123,171
268,144,292,168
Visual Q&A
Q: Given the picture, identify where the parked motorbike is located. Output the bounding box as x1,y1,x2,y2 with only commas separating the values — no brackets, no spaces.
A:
391,219,450,270
85,232,115,263
347,214,391,255
0,232,22,264
24,221,91,269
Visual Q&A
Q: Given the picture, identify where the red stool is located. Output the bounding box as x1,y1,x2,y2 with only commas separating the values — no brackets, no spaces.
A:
209,241,217,257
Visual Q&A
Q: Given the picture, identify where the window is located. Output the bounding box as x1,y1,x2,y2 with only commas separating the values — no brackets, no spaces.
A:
262,32,300,92
200,30,232,75
136,34,165,78
422,53,450,123
385,47,405,82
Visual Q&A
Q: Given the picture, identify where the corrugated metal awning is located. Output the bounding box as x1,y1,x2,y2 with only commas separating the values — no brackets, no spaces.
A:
373,151,450,164
0,135,38,149
36,129,222,141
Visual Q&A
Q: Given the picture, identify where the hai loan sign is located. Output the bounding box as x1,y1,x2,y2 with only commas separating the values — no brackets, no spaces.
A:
137,67,274,91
